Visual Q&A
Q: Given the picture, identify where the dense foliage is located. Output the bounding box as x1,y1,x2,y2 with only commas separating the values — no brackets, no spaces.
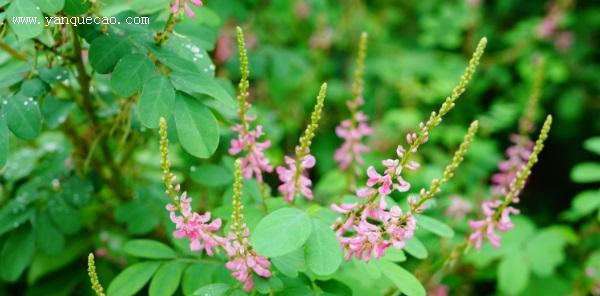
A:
0,0,599,295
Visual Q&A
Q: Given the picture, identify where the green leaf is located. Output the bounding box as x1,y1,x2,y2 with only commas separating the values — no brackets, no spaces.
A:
2,147,41,181
34,210,65,255
38,66,69,84
111,54,155,97
382,248,407,262
182,264,217,295
0,114,8,168
569,190,600,218
190,164,233,187
571,162,600,183
174,92,219,159
20,78,48,98
27,236,88,284
89,36,132,74
61,175,94,207
416,215,454,238
250,207,313,257
6,94,42,140
193,283,230,296
107,261,160,296
584,137,600,155
315,279,352,296
137,76,176,129
525,229,568,276
42,95,75,129
271,248,305,278
48,195,81,235
7,0,44,40
170,71,235,110
0,226,36,282
377,260,425,296
404,238,428,259
115,200,159,235
63,0,90,15
304,218,342,276
497,252,530,295
124,239,176,259
31,0,65,14
149,262,185,296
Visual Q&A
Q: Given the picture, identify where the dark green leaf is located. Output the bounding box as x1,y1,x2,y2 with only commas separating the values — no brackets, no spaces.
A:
111,54,155,97
34,210,65,255
0,113,8,167
63,0,90,16
0,225,36,282
138,76,176,128
174,92,219,158
42,96,74,129
38,67,69,84
6,94,42,140
48,195,81,235
89,36,132,74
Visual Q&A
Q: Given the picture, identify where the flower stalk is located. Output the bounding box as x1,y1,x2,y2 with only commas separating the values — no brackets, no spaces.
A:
87,253,106,296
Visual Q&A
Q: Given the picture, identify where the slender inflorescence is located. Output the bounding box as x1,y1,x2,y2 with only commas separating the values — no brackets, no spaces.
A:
87,253,106,296
331,38,487,262
334,32,373,177
468,115,552,249
229,27,273,183
224,160,272,291
519,57,545,135
160,117,226,254
277,83,328,202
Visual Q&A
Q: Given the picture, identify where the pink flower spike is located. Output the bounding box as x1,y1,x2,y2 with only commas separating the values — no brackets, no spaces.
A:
171,0,180,13
183,3,195,18
189,0,203,6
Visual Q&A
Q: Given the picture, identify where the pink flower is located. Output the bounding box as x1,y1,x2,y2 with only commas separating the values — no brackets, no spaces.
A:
171,0,203,18
491,134,533,198
428,284,449,296
276,155,316,202
224,225,271,291
166,192,225,255
445,196,473,220
467,200,519,249
229,120,273,183
334,109,373,170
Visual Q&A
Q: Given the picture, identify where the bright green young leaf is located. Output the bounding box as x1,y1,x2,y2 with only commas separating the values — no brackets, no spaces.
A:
34,210,65,255
111,54,155,97
193,283,230,296
124,239,176,259
497,252,530,295
89,36,132,74
107,261,160,296
149,262,185,296
32,0,65,13
170,71,235,109
137,76,176,128
190,164,233,187
271,248,305,278
0,226,36,282
0,114,8,168
525,229,568,276
6,94,42,140
7,0,44,40
250,207,313,257
378,260,425,296
404,237,428,259
584,137,600,155
571,162,600,183
304,218,342,276
174,92,219,159
382,248,407,262
416,215,454,238
569,190,600,218
182,264,217,295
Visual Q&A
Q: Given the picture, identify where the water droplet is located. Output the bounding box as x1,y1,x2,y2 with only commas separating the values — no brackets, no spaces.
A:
52,179,60,189
190,166,196,172
209,64,215,70
192,57,198,61
2,100,7,105
28,97,34,101
13,222,19,228
24,101,28,106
